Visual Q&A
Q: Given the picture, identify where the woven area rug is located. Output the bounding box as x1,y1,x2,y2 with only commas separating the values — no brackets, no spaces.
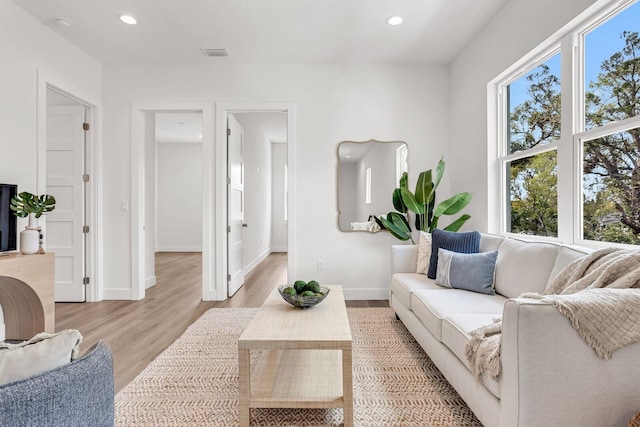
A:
115,307,481,426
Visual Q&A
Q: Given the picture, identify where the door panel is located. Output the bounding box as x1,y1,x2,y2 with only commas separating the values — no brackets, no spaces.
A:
228,115,245,296
46,106,85,302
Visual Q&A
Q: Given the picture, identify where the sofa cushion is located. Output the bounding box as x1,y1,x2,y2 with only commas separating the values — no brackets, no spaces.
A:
411,289,507,342
442,314,501,398
428,229,481,279
548,245,590,286
391,273,445,308
479,233,505,253
435,249,498,295
494,238,559,298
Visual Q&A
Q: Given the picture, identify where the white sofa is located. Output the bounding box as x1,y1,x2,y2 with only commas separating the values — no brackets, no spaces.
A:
390,234,640,427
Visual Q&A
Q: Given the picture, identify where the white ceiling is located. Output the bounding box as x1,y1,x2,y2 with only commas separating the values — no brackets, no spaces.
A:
12,0,508,65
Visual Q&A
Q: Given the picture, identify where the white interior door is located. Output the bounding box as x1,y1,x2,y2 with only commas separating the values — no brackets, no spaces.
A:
46,105,86,302
228,115,246,296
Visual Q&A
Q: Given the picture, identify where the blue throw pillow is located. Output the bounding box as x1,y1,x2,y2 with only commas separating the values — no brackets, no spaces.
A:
427,229,480,279
434,248,498,295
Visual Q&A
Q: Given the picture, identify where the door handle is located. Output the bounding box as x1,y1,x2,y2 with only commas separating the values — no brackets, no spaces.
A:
242,223,248,228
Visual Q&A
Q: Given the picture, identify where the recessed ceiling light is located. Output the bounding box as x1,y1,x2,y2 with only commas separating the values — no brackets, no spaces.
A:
386,16,403,26
201,48,231,57
55,17,72,28
118,14,137,25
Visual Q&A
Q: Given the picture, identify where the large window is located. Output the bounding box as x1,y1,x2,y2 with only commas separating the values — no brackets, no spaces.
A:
495,0,640,246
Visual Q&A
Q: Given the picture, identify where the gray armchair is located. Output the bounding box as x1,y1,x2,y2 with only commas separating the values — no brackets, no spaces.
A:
0,341,114,426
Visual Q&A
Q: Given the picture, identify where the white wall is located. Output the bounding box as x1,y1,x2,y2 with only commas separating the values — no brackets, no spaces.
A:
156,142,203,251
0,0,101,305
102,63,449,299
271,142,288,251
448,0,596,232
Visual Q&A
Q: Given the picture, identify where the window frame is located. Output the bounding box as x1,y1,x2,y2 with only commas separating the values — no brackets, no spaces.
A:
490,0,640,248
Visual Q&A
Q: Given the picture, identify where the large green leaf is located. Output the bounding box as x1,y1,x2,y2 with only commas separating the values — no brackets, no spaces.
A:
433,157,445,190
425,158,445,204
380,212,411,241
400,188,424,214
433,192,473,217
9,192,56,218
34,194,56,218
415,170,433,205
443,214,471,232
392,188,406,213
399,171,408,189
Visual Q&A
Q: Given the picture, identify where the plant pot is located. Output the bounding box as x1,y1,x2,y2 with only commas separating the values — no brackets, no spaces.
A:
20,228,39,255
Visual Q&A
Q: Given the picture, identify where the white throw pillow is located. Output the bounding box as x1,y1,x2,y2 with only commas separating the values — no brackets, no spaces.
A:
416,231,432,274
0,329,82,385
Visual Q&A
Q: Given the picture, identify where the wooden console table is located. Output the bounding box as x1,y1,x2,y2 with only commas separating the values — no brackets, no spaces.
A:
0,253,55,340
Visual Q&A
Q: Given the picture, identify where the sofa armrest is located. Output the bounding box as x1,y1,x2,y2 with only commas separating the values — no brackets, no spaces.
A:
499,298,640,427
391,245,418,274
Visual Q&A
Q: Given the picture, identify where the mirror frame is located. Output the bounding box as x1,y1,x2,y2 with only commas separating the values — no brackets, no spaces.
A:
336,139,408,233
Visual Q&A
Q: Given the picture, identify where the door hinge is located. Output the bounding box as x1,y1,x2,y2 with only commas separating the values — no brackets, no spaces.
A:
227,274,231,282
82,225,90,234
226,176,231,185
82,174,90,183
227,128,231,136
83,277,90,285
227,225,231,233
83,122,90,131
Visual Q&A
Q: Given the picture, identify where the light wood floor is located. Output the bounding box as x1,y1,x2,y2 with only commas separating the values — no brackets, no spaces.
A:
55,252,388,392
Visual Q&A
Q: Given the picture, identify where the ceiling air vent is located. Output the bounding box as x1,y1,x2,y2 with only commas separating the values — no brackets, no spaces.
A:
201,48,230,57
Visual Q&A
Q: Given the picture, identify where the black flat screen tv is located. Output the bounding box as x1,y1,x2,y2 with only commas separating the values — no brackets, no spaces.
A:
0,183,17,252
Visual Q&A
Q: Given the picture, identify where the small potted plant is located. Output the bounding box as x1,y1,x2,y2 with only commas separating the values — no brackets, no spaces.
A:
10,192,56,254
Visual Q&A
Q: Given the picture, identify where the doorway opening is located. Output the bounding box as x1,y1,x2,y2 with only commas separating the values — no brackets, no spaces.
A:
215,103,296,299
226,112,289,296
131,105,210,301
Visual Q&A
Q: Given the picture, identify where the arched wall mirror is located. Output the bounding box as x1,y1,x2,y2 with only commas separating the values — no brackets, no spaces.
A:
337,139,408,232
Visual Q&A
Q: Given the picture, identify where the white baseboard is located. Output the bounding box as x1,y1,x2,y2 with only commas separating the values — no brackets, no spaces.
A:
243,249,271,276
156,246,202,252
145,275,157,289
270,246,288,252
342,288,390,301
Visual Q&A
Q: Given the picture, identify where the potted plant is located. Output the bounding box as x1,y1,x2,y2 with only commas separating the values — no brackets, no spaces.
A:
10,192,56,254
375,157,472,243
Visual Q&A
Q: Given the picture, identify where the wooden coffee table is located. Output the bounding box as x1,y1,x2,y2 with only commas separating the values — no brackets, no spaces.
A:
238,285,353,427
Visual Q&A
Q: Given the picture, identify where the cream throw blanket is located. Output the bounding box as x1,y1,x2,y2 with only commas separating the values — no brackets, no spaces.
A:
465,247,640,380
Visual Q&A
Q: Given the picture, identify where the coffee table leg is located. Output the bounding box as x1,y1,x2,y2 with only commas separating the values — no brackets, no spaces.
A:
239,348,251,427
342,348,354,427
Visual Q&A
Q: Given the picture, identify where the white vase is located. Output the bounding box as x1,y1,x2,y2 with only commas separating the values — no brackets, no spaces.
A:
20,214,39,255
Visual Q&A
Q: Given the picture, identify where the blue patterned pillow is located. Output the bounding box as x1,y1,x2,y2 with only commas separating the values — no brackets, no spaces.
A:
434,248,497,295
427,229,480,279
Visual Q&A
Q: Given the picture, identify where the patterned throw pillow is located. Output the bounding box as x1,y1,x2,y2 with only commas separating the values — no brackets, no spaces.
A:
416,232,432,274
427,229,480,279
434,248,498,295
